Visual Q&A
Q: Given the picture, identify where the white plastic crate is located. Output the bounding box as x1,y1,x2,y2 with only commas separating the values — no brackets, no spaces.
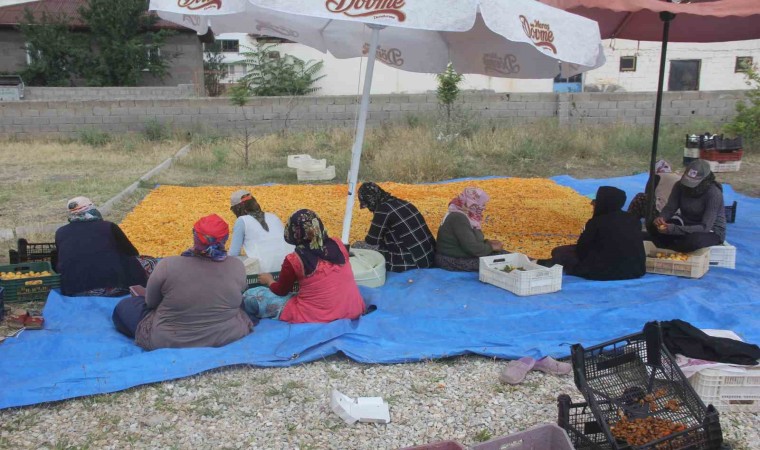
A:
709,241,736,269
287,154,327,171
706,160,741,173
643,241,710,279
479,254,562,296
690,366,760,413
683,147,700,158
297,165,336,181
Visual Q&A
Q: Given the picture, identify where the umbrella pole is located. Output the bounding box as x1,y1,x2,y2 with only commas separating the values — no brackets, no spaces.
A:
645,12,675,222
341,25,382,244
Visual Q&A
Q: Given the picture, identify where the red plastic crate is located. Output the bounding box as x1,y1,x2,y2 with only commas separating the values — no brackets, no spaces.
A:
400,441,466,450
700,149,743,162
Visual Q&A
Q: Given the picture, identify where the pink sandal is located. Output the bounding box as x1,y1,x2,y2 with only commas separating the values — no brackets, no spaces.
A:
499,357,536,385
533,356,572,375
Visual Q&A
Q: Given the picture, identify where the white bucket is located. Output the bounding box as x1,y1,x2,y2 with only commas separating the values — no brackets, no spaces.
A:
349,249,386,288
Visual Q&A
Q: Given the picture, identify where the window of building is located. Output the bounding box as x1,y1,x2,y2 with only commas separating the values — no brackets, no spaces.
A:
25,43,42,65
735,56,753,73
619,56,637,72
217,39,240,53
250,34,294,44
143,47,161,72
668,60,701,92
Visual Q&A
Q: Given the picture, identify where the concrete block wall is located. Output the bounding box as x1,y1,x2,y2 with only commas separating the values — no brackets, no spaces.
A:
0,91,745,140
23,85,197,101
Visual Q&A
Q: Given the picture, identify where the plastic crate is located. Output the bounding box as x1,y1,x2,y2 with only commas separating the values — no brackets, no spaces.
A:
708,242,736,270
706,160,741,173
557,395,613,450
471,423,573,450
8,239,57,265
683,147,700,158
643,242,710,279
479,253,562,296
399,441,466,450
245,271,299,293
698,134,716,150
724,201,737,224
287,154,327,171
0,286,4,321
571,324,724,450
683,156,699,167
685,134,700,149
713,135,742,151
689,365,760,413
0,262,60,303
297,165,336,181
699,149,743,162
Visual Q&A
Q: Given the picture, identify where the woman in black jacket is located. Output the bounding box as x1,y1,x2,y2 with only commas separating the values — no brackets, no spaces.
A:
540,186,645,281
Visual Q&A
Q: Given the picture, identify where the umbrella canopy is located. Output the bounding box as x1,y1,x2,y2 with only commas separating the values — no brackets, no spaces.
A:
542,0,760,222
151,0,606,242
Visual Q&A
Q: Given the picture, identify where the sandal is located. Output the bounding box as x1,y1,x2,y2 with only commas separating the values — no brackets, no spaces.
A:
24,312,44,330
7,308,28,330
533,356,572,375
499,357,536,385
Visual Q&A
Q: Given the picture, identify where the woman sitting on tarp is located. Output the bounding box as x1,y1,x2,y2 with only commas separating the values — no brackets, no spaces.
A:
651,159,726,252
228,189,293,274
539,186,646,281
111,214,253,350
435,187,506,272
55,197,156,297
627,159,682,221
243,209,365,323
352,182,436,272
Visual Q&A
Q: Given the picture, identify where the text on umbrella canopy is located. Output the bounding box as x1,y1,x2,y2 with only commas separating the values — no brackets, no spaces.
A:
326,0,406,22
362,43,404,67
483,53,521,76
178,0,222,10
520,15,556,54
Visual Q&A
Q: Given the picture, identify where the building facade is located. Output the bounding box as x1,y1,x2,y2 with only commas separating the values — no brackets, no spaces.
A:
212,33,760,96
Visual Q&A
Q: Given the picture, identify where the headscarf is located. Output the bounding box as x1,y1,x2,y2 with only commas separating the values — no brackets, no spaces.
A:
230,190,269,232
593,186,627,218
655,159,673,174
447,187,490,230
67,196,103,223
358,182,395,212
181,214,229,261
284,209,345,276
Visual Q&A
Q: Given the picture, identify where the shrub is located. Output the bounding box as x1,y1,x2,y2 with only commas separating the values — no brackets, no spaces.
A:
725,62,760,146
78,129,111,146
236,42,325,97
143,118,169,142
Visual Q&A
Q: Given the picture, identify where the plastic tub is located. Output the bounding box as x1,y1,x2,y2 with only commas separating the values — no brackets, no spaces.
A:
472,424,573,450
349,249,386,288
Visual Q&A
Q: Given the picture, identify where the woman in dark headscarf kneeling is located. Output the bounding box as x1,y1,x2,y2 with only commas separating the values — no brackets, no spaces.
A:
540,186,646,281
243,209,365,324
112,214,253,350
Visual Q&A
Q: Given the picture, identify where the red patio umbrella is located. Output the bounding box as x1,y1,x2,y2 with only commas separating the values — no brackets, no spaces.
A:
541,0,760,220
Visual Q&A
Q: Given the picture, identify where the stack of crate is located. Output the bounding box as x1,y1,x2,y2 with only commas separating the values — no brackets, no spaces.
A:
701,135,743,173
287,154,336,181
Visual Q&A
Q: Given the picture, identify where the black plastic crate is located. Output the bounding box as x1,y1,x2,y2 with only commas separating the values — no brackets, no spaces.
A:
9,239,57,265
724,201,737,224
684,134,701,149
571,323,723,450
246,271,299,293
557,395,613,450
0,286,5,321
0,262,60,303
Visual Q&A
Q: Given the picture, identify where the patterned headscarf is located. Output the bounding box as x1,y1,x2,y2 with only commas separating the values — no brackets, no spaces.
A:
655,159,673,174
67,196,103,223
181,214,229,261
447,187,490,230
230,190,269,232
358,182,395,212
284,209,345,276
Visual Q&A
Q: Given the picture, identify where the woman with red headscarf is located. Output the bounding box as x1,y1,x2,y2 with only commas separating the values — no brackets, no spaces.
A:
435,187,506,272
112,214,253,350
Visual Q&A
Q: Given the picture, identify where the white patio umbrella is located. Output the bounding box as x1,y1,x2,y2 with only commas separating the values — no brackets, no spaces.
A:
150,0,605,243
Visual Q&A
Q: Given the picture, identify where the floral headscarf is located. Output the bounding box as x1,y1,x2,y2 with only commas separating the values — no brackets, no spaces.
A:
284,209,345,276
67,196,103,223
655,159,673,174
447,187,490,230
181,214,229,261
358,182,395,212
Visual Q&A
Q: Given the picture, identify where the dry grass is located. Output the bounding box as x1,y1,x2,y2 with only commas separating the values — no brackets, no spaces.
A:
160,119,759,196
0,136,183,230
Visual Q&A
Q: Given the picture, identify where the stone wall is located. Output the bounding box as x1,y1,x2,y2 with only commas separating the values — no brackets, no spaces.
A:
0,91,744,140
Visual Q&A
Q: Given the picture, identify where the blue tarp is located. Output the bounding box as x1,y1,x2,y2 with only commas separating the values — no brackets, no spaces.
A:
1,174,758,409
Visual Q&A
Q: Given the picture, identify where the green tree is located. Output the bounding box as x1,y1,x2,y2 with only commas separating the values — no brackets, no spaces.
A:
78,0,175,86
725,62,760,145
237,42,325,96
436,63,465,137
18,9,85,86
203,42,226,97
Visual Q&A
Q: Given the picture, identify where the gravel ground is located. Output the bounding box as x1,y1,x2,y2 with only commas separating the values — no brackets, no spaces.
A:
0,355,757,450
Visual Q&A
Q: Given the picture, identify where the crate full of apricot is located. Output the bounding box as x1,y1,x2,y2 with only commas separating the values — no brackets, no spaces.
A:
0,262,60,303
643,242,710,279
